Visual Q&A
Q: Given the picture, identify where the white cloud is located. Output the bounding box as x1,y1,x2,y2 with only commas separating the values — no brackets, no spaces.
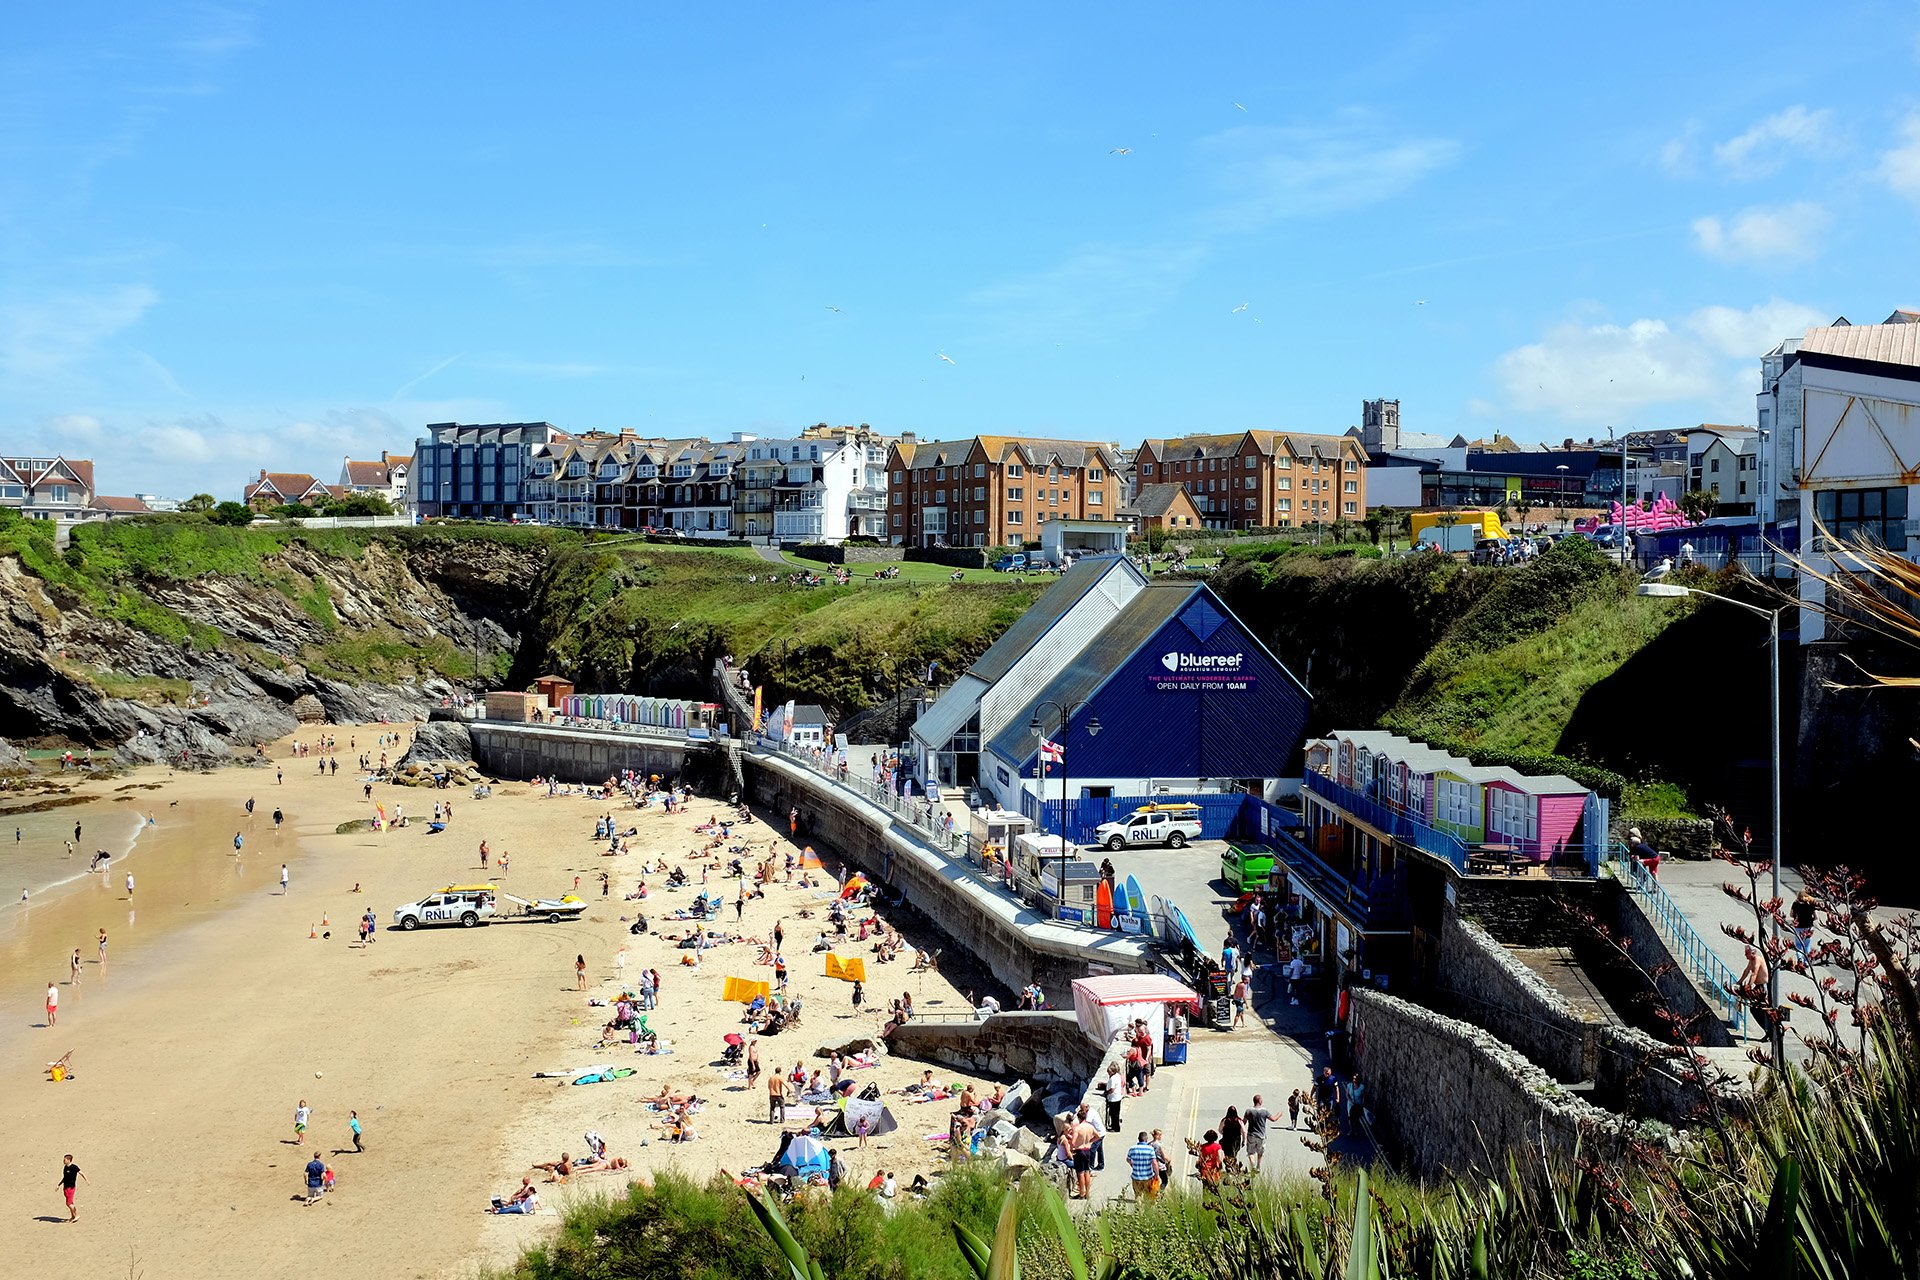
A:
45,413,105,442
1658,122,1701,177
1691,202,1831,264
1490,298,1826,424
1712,106,1833,179
1881,113,1920,202
0,285,158,379
1198,115,1458,230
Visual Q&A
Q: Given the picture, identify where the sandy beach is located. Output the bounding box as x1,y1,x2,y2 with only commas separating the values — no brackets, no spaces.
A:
0,726,992,1280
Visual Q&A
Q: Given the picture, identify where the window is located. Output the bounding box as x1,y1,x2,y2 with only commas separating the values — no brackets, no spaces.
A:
1345,459,1358,472
1007,463,1024,477
1710,457,1720,474
1142,463,1155,476
1276,478,1289,491
1088,490,1102,505
935,467,945,480
1089,467,1104,481
1007,487,1023,500
1276,498,1290,511
892,470,903,484
1815,487,1909,549
1244,497,1255,511
935,489,945,503
1437,778,1475,829
1345,480,1357,493
891,514,902,528
1007,510,1022,526
1344,502,1356,515
1275,457,1290,470
891,491,902,505
1245,456,1256,469
973,463,985,478
973,486,985,501
1244,476,1256,490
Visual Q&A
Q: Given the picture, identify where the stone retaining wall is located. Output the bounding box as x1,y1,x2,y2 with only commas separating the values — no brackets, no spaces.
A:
1621,818,1717,859
1352,989,1636,1182
468,722,688,784
788,544,904,565
745,754,1156,1004
885,1012,1106,1086
1593,1024,1750,1127
1436,915,1594,1082
904,546,988,569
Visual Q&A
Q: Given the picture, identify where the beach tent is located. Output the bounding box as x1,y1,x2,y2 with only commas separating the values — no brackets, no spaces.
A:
799,847,824,870
823,953,867,983
1070,974,1201,1059
838,873,869,901
842,1097,898,1138
722,976,771,1004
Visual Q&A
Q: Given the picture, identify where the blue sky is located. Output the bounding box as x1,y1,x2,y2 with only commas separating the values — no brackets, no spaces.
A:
4,2,1920,500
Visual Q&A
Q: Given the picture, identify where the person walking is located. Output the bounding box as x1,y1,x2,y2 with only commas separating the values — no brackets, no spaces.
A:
1287,1088,1303,1129
280,864,289,895
575,954,588,990
45,981,57,1026
745,1038,761,1088
124,871,134,900
767,1069,787,1124
70,947,83,987
1126,1130,1161,1201
58,1155,88,1222
1244,1095,1272,1172
97,928,107,974
1219,1105,1245,1166
851,978,864,1011
1232,973,1250,1028
294,1099,311,1145
349,1110,364,1153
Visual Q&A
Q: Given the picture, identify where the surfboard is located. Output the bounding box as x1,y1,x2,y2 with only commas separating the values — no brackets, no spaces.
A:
1094,879,1113,929
1148,894,1167,939
1168,902,1203,951
1124,874,1146,919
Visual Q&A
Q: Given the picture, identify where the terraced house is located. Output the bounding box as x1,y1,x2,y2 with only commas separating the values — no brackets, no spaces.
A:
1131,430,1367,531
885,434,1123,548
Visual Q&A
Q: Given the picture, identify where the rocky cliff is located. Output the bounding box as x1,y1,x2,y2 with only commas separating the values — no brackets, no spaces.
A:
0,519,561,766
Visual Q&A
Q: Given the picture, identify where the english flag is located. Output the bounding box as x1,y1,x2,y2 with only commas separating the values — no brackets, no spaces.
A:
1039,737,1064,763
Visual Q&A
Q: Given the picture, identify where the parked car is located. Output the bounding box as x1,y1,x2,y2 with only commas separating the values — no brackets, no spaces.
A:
1093,803,1203,851
992,553,1029,572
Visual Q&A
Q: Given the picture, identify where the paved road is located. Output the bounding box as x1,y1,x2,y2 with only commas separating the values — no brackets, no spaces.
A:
1078,840,1370,1204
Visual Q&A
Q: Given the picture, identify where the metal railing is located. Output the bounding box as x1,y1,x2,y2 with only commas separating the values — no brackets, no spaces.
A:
1609,843,1749,1034
750,738,1136,941
1304,772,1469,872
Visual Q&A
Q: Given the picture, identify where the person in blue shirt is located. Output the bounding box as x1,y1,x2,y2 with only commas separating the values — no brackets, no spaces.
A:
1126,1131,1161,1200
304,1156,326,1205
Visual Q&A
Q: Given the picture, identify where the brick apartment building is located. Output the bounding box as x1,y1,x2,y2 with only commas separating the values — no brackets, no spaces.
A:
886,435,1124,548
1132,430,1367,530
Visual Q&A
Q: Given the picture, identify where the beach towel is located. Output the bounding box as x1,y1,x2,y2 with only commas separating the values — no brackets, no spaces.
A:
570,1067,635,1085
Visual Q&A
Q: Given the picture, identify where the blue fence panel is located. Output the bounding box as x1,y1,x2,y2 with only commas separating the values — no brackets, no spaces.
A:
1302,772,1468,873
1038,793,1253,845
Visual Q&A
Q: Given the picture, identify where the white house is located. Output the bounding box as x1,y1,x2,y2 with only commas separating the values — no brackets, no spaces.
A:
1686,427,1757,514
1790,318,1920,640
743,426,892,544
339,451,412,510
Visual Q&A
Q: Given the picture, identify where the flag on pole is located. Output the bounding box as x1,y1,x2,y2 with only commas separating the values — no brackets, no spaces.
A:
1039,737,1064,763
925,660,938,685
752,686,763,734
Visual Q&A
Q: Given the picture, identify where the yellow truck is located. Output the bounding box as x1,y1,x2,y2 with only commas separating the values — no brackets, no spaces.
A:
1408,510,1508,553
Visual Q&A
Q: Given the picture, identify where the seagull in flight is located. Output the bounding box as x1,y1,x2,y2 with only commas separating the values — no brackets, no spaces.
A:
1233,102,1247,112
937,351,956,365
824,306,842,313
1109,147,1132,155
1231,302,1249,313
1415,299,1427,306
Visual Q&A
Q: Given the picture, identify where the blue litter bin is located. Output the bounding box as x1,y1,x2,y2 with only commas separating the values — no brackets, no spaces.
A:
1163,1039,1188,1066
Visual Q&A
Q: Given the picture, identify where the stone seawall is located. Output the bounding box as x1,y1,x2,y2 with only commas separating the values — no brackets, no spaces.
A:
1351,989,1634,1182
745,753,1156,1003
1436,915,1594,1082
468,721,689,783
885,1012,1106,1086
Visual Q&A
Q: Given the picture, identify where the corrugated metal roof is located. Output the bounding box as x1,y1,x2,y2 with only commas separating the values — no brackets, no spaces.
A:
978,565,1142,743
910,673,988,753
968,557,1145,683
1800,323,1920,369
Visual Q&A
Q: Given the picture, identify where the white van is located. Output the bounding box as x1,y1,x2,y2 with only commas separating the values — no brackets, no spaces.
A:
1093,804,1203,851
393,886,498,930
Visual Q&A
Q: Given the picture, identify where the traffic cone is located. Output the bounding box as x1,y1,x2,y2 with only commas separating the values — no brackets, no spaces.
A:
309,923,317,938
322,913,329,927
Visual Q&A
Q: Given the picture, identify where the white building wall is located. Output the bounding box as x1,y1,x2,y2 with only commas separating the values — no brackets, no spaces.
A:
1795,361,1920,640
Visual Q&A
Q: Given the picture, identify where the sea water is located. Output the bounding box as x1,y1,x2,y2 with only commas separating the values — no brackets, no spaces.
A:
0,799,150,906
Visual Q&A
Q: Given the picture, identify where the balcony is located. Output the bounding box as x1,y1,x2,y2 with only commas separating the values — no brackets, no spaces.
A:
1304,770,1467,873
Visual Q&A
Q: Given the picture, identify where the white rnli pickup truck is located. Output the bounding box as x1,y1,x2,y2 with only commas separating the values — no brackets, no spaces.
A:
1093,804,1203,851
393,886,498,930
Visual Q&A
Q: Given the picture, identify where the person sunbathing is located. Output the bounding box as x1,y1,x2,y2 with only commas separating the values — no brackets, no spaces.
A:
487,1178,540,1213
532,1153,574,1182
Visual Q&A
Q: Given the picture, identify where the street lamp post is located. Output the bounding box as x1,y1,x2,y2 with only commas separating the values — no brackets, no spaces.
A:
1637,582,1784,1049
1029,699,1102,907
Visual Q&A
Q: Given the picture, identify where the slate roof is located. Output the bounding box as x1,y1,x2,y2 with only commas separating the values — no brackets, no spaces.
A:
1124,483,1191,518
